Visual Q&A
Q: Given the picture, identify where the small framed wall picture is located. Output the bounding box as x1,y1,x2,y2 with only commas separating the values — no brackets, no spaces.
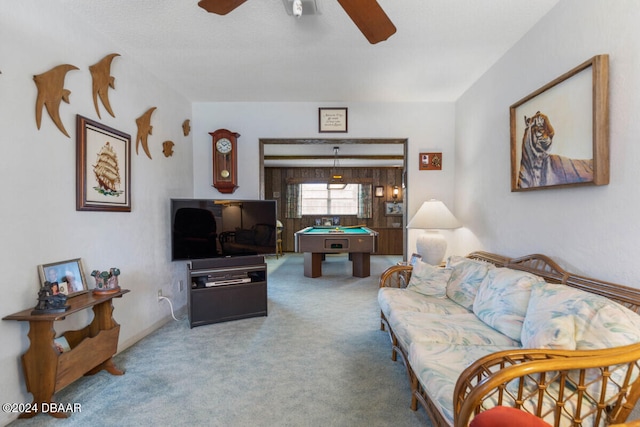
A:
374,186,384,197
384,202,404,216
319,108,348,133
419,152,442,170
76,115,131,212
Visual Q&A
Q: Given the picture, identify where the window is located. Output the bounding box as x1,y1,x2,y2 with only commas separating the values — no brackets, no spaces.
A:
300,183,359,215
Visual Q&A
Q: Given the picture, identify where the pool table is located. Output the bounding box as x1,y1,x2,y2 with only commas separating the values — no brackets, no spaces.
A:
294,226,378,278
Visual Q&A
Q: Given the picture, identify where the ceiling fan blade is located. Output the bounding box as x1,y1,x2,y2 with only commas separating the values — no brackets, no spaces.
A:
337,0,397,44
198,0,248,15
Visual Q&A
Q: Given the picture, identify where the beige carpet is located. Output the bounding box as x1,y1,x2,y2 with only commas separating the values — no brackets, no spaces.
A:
11,254,431,427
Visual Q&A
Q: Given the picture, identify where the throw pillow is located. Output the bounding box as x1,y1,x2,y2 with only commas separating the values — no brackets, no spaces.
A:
473,267,544,341
521,282,577,350
522,282,640,402
522,281,640,350
445,255,494,310
406,260,453,298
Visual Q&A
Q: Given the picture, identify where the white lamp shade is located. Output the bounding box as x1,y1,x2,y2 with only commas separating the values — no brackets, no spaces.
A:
406,199,461,230
407,200,461,265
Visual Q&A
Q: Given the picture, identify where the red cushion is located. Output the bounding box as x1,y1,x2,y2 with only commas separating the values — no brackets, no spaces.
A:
469,406,552,427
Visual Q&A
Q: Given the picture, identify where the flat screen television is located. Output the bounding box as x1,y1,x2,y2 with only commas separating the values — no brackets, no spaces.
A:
171,198,277,261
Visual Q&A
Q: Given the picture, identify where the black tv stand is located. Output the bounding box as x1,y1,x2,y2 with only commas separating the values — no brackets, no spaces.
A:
187,256,267,328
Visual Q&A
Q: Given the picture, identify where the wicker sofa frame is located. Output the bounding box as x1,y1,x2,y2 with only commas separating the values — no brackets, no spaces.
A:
379,251,640,427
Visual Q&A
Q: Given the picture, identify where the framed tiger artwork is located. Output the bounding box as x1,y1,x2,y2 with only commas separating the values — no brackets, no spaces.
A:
509,54,609,192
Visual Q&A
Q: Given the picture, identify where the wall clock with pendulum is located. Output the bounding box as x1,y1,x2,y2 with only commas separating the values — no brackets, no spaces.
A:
210,128,240,193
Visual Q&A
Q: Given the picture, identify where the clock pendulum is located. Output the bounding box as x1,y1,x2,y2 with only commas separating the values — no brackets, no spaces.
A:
221,153,230,178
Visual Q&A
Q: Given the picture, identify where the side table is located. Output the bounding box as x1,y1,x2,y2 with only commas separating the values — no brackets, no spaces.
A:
3,289,129,418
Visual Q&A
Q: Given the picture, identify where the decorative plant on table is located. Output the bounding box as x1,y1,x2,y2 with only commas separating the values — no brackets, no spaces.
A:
91,268,121,294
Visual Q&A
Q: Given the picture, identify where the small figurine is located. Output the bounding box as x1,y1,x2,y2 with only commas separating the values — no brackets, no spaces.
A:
91,268,121,294
31,281,69,314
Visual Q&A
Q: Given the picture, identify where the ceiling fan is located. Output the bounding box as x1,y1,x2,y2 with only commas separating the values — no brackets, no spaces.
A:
197,0,396,44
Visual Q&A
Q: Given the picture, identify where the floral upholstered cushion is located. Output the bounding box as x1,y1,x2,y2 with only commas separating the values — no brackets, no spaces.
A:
408,342,520,425
378,287,470,320
521,282,578,349
445,256,494,310
388,311,520,351
473,268,544,341
522,282,640,350
522,282,640,402
406,260,453,298
410,342,607,427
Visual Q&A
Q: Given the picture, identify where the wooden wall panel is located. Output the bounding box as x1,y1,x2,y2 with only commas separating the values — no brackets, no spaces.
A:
264,167,404,255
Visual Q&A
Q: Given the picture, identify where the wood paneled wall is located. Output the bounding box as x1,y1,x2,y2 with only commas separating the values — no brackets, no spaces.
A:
264,167,404,254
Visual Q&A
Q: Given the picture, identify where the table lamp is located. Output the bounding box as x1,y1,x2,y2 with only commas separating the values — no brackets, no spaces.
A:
406,199,461,265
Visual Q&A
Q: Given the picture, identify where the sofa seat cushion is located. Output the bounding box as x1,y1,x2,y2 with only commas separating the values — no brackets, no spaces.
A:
473,267,545,341
378,288,470,320
409,342,520,425
445,255,495,310
410,342,607,427
389,311,520,351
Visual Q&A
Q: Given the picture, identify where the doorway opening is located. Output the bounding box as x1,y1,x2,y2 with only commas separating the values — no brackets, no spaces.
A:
259,138,408,257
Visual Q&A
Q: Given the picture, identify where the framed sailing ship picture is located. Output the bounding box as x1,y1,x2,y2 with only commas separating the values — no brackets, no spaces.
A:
76,115,131,212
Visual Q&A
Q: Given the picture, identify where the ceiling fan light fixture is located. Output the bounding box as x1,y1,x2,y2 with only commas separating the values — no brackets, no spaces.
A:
282,0,318,16
293,0,302,17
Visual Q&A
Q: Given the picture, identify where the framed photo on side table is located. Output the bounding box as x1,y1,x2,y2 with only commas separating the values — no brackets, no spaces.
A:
76,115,131,212
38,258,89,297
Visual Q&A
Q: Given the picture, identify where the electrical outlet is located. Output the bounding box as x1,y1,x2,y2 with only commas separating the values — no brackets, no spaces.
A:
178,280,184,292
157,289,163,301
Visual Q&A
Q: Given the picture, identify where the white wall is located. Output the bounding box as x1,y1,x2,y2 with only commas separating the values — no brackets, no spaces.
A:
455,0,640,284
192,102,457,257
11,0,634,423
0,3,193,423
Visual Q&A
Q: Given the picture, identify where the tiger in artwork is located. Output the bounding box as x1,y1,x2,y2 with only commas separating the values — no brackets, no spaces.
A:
517,111,593,189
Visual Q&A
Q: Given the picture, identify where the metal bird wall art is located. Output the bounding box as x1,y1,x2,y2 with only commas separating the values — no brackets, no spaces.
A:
135,107,156,159
34,64,79,137
182,119,191,136
89,53,120,119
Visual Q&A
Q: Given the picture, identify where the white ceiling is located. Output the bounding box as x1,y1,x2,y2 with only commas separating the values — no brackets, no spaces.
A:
55,0,560,103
